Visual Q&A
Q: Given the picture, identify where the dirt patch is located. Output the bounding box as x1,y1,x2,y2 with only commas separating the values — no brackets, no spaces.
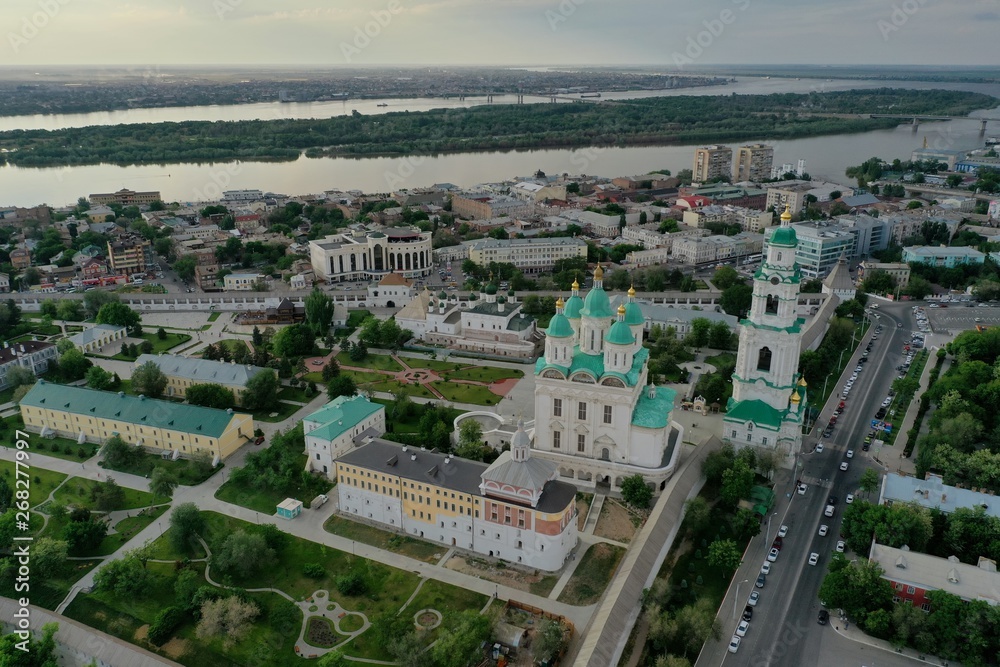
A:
161,637,190,659
594,499,640,543
576,497,592,531
444,555,552,594
133,624,149,643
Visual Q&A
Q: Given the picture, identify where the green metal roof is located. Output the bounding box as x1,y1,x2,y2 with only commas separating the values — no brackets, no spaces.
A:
624,302,645,326
581,287,614,319
546,313,575,338
606,320,635,346
564,295,584,319
20,381,243,438
631,385,677,429
723,398,785,430
535,346,649,388
304,394,383,442
484,283,497,295
769,227,798,247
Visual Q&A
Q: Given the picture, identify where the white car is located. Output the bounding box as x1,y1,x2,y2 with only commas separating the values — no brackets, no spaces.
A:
815,443,825,453
768,548,779,562
809,552,820,566
729,636,741,653
846,449,854,459
736,620,750,637
836,541,846,553
840,462,849,472
819,524,829,537
778,525,788,537
846,493,855,504
798,484,807,496
760,562,771,575
748,591,760,606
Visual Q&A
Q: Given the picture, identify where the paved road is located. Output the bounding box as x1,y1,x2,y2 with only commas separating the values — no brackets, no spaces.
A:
698,306,917,667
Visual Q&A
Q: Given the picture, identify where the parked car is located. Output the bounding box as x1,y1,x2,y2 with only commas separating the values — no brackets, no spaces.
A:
818,525,829,537
755,574,766,588
778,525,788,537
254,436,265,445
748,591,760,606
768,547,779,562
729,635,742,653
743,605,754,621
817,609,829,625
736,620,750,637
809,552,820,566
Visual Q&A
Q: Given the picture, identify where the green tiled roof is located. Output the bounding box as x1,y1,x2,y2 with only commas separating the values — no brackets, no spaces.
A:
723,398,784,430
606,320,635,346
564,295,584,319
304,394,383,442
581,287,614,319
546,313,575,338
769,227,797,247
20,381,242,438
624,302,645,326
632,385,677,429
739,317,804,334
535,346,649,388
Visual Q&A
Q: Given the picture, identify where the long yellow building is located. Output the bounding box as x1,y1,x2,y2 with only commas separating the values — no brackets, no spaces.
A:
19,382,253,464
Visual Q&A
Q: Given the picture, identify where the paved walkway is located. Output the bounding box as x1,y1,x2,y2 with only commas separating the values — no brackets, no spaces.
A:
573,437,720,667
885,346,944,477
581,494,605,535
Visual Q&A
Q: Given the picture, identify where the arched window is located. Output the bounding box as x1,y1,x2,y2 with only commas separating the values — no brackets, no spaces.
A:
766,294,779,314
757,346,772,372
777,252,782,261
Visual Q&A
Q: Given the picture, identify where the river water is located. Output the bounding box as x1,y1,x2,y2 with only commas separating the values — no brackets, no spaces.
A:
2,77,999,207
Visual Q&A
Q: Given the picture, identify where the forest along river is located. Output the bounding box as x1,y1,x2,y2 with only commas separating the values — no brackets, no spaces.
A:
2,76,1000,206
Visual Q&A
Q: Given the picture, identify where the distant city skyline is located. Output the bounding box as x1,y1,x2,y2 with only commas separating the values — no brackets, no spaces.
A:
3,0,999,67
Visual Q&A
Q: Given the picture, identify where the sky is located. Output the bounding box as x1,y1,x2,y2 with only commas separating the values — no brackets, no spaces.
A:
3,0,1000,67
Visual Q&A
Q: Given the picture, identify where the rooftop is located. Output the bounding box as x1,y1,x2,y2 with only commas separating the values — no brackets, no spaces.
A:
135,354,266,387
66,324,127,347
0,341,55,364
304,395,384,443
869,543,1000,605
881,473,1000,518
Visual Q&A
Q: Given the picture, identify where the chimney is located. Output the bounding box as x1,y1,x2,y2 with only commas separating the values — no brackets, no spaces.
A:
410,454,417,461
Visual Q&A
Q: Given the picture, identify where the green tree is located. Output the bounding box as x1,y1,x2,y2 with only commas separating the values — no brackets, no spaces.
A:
686,318,711,349
533,620,567,663
817,554,893,626
212,530,275,580
321,358,341,382
707,321,733,350
131,360,168,398
621,474,653,508
720,459,754,507
0,622,59,666
732,507,762,539
271,324,316,357
304,288,336,338
683,496,712,534
859,468,880,497
242,369,279,411
170,502,206,555
327,375,357,400
4,365,36,390
61,518,108,556
455,420,484,460
719,284,753,317
91,477,125,511
711,266,741,290
186,383,236,410
32,537,68,579
429,610,492,667
861,269,896,295
57,348,92,381
95,301,142,334
707,538,742,576
56,299,83,321
149,468,178,499
85,365,114,390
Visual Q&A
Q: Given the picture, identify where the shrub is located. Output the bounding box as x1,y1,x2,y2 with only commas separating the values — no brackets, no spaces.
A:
303,563,325,579
148,606,186,645
335,571,367,597
77,448,87,458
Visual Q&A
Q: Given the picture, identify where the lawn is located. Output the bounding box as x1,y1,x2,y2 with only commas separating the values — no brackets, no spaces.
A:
1,435,99,462
277,386,313,403
346,310,372,328
111,331,192,360
0,459,67,507
215,460,333,514
704,352,736,368
52,476,165,511
429,381,501,406
368,378,437,400
556,543,626,606
252,401,303,423
0,385,17,405
100,450,220,486
341,369,390,385
397,356,466,372
335,351,404,372
442,366,524,383
0,558,101,610
148,525,208,561
323,515,447,563
207,311,222,322
95,505,169,555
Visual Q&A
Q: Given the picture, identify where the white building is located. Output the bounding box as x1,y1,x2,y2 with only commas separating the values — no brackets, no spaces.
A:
304,395,386,478
224,273,265,291
0,341,58,391
367,273,416,308
65,324,127,354
310,228,433,283
723,207,806,466
467,237,588,274
531,270,683,492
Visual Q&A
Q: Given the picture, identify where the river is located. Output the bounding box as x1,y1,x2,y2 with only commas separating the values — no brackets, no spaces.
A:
2,76,999,207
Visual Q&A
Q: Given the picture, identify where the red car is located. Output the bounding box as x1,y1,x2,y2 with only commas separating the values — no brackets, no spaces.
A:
254,436,265,445
772,536,783,550
838,401,846,410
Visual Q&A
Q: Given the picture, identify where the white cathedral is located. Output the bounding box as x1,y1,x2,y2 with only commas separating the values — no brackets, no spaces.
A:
530,267,684,492
723,206,806,465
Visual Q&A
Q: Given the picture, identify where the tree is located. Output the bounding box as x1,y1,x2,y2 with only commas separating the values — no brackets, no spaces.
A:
0,622,59,666
93,549,151,597
732,507,762,539
170,502,206,555
95,301,142,334
686,318,711,349
317,652,349,667
429,610,492,667
149,468,179,499
534,620,566,663
321,358,341,382
32,537,68,579
85,365,114,390
58,348,92,381
702,443,735,485
861,269,896,295
242,369,279,411
56,299,83,321
707,538,742,575
327,375,357,400
174,256,197,282
4,365,36,390
707,321,733,350
683,496,712,534
131,360,168,398
621,474,653,508
305,288,336,338
186,383,236,410
196,596,260,648
272,324,316,357
859,468,880,497
212,530,275,580
817,554,893,626
91,477,125,511
711,266,741,290
719,284,753,318
720,459,754,507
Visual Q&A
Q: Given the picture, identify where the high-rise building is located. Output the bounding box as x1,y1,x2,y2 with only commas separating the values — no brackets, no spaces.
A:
693,145,733,182
735,144,775,182
107,234,150,276
723,206,806,465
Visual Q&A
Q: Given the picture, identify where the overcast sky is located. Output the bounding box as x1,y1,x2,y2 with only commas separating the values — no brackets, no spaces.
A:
4,0,999,67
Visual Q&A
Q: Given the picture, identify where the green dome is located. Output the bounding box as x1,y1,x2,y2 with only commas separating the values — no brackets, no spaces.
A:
546,313,574,338
469,292,478,301
624,302,644,326
581,287,614,319
607,320,636,346
497,295,506,304
484,283,497,295
438,291,447,299
507,289,515,297
564,295,584,319
769,226,798,248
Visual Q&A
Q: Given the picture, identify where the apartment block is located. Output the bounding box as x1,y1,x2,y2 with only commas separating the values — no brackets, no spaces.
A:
467,237,588,273
735,144,774,182
90,189,162,207
693,145,733,182
107,234,150,276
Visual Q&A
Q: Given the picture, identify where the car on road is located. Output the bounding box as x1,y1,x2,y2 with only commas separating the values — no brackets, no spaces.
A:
827,496,838,505
760,562,770,575
836,540,846,553
748,590,760,606
254,436,265,445
729,635,742,653
840,461,849,472
772,536,783,551
817,609,829,625
823,429,833,438
755,574,766,588
736,620,750,637
846,449,854,459
310,359,324,366
863,442,871,452
846,493,855,504
768,548,779,562
778,524,788,537
824,505,835,517
809,552,820,566
818,524,829,537
797,484,807,495
743,605,754,621
815,443,824,453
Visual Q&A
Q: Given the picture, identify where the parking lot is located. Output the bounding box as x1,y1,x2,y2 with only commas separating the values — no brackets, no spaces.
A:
922,300,1000,332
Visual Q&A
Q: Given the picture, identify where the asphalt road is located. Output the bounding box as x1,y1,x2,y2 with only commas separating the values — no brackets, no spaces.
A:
698,304,924,667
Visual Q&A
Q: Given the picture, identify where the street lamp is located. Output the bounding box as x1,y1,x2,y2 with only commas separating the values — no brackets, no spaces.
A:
733,579,749,619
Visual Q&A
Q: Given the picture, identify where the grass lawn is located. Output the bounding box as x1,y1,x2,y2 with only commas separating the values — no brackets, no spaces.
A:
252,401,303,423
704,352,736,368
397,356,465,372
556,543,626,606
442,366,524,383
96,505,169,555
341,369,390,385
52,476,166,511
323,515,447,563
101,451,219,487
346,310,371,328
111,331,192,360
215,460,333,514
148,525,208,561
0,385,16,404
529,574,560,597
429,381,500,406
0,558,101,610
336,351,403,372
0,459,67,507
277,385,315,403
1,435,99,462
368,378,437,400
207,311,222,322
